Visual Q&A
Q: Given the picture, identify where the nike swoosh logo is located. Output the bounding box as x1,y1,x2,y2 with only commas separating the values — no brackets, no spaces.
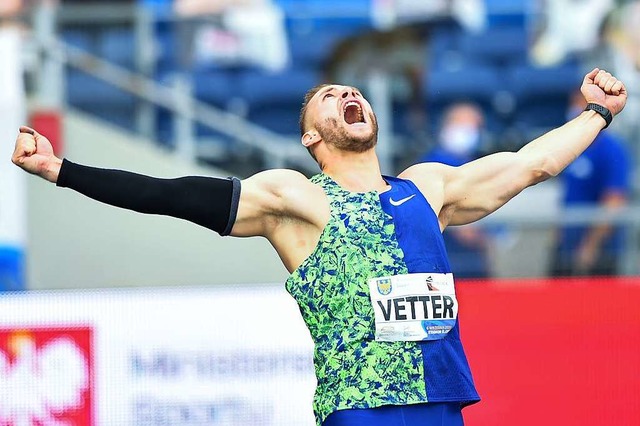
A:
389,194,416,206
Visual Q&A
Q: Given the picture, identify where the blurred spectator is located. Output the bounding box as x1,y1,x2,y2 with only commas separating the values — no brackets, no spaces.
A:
419,102,491,278
175,0,257,15
373,0,486,32
582,1,640,144
0,0,23,16
531,0,615,66
172,0,288,71
551,89,631,276
63,0,133,2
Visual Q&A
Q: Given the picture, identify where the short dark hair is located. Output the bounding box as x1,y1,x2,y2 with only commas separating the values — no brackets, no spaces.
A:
299,84,331,162
299,83,331,137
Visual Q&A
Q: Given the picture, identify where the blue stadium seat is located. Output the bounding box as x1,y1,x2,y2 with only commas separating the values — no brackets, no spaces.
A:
485,0,529,27
458,26,529,66
154,105,235,150
485,0,529,14
60,30,94,51
80,105,138,131
247,106,303,136
239,68,320,135
154,106,174,146
192,68,239,108
511,99,569,131
427,21,529,70
152,21,181,74
66,70,137,131
66,69,136,107
427,23,466,71
507,62,581,131
141,0,173,20
429,24,462,53
288,28,355,68
282,0,373,49
239,68,320,108
391,102,415,139
507,62,581,101
424,65,503,104
100,28,136,69
276,0,372,20
61,28,139,131
153,65,244,148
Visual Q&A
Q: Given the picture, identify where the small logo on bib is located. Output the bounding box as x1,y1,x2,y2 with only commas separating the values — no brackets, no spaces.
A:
426,276,439,292
376,278,392,295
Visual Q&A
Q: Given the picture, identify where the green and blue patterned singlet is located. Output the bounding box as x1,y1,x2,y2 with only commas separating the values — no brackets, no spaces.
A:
285,174,480,425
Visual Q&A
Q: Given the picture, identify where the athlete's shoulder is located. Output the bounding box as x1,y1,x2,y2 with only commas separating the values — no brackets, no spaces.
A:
243,168,314,190
242,168,326,208
398,162,452,188
245,168,309,182
397,163,450,214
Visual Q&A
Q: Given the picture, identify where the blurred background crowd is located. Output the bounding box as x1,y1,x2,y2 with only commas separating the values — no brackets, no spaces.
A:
1,0,639,290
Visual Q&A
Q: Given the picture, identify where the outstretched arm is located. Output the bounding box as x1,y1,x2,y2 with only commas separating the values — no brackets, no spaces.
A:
405,68,627,228
11,127,325,243
12,127,239,234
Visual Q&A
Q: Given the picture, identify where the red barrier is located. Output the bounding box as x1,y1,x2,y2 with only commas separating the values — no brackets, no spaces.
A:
30,109,63,156
457,277,640,426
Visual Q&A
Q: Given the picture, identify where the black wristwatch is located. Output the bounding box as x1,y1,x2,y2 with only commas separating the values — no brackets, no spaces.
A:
584,103,612,129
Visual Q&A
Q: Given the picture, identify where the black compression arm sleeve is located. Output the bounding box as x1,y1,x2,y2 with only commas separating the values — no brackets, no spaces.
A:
56,159,241,236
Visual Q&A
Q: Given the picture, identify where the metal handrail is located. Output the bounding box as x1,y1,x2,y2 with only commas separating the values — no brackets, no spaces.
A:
36,35,317,172
479,204,640,276
481,205,640,227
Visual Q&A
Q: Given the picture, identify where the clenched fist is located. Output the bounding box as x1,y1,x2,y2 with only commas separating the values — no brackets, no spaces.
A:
581,68,627,117
11,126,62,183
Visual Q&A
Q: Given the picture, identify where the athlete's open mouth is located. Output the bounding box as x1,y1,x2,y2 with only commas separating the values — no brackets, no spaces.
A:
343,101,365,124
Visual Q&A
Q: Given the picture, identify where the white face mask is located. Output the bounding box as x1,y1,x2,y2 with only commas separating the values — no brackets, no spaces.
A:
440,125,480,155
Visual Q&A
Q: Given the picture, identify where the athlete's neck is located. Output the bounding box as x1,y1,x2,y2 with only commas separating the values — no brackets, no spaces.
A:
321,150,389,193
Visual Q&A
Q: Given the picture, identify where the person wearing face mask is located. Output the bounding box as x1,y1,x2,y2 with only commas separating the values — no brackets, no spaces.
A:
551,89,631,276
419,103,490,278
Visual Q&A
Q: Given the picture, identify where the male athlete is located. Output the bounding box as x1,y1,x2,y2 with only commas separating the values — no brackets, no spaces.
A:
12,68,627,426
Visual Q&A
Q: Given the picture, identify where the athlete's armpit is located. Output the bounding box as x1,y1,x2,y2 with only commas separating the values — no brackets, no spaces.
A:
230,169,329,238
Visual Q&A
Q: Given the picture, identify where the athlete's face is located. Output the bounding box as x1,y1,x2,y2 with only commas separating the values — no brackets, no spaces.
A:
307,85,378,153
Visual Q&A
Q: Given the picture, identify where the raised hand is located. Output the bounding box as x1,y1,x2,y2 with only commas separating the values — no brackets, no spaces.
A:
581,68,627,116
11,126,62,183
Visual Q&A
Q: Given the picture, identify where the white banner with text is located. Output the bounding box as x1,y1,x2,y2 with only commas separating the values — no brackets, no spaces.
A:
0,285,316,425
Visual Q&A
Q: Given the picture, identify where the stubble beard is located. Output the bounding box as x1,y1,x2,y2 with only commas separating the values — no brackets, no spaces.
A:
316,113,379,153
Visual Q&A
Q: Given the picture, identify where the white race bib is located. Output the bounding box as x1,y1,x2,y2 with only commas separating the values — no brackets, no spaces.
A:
368,273,458,342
